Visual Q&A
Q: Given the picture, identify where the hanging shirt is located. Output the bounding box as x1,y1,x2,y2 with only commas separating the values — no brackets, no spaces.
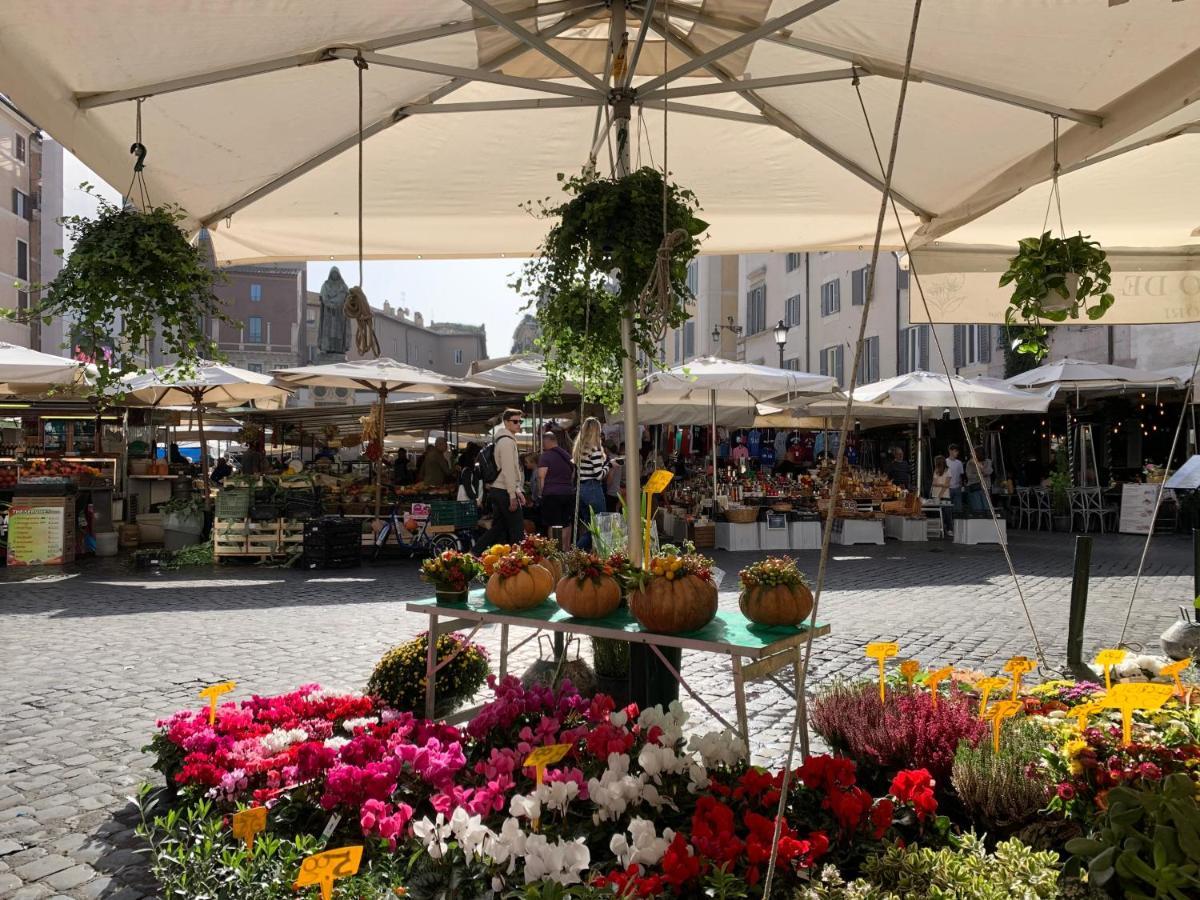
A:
747,429,762,457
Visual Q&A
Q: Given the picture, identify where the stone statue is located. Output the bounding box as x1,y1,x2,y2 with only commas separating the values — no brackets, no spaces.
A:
317,266,350,357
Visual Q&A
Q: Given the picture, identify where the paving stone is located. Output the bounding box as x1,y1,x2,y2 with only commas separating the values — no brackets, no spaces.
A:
41,864,94,891
0,872,21,892
0,840,22,856
12,854,72,881
9,885,53,900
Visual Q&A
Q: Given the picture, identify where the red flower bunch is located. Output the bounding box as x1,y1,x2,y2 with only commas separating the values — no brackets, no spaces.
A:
419,550,484,592
561,548,616,582
496,549,535,578
889,769,938,822
520,534,558,563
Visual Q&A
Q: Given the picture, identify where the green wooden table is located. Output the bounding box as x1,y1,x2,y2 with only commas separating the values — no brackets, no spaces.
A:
406,591,830,756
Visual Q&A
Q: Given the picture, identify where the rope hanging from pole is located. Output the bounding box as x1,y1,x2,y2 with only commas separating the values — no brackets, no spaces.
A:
346,52,380,358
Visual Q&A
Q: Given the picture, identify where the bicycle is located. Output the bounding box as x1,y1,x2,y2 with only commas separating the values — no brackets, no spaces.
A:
372,501,463,561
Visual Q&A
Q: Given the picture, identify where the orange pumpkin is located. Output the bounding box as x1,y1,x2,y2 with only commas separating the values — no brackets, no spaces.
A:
403,516,420,534
738,582,814,627
629,574,718,634
556,575,621,619
486,563,553,610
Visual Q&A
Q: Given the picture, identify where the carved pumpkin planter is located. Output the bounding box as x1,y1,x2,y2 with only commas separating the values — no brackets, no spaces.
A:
486,563,553,611
629,574,718,634
556,575,621,619
739,582,814,627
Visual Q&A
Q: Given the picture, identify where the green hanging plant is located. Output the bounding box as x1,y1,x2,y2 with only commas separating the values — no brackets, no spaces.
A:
511,167,707,408
17,185,230,403
999,231,1115,361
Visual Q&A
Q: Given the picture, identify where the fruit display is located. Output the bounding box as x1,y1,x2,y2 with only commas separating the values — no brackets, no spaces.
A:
0,465,17,489
19,458,108,484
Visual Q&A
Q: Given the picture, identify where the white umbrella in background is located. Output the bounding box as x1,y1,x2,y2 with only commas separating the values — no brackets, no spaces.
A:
0,342,84,393
124,362,293,494
1005,358,1181,399
642,356,835,505
467,354,582,397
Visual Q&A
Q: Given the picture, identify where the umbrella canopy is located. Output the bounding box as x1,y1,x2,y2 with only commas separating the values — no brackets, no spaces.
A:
642,356,835,404
0,342,83,387
123,362,292,409
4,2,1199,262
1004,358,1181,398
466,354,581,397
803,370,1051,418
272,358,477,395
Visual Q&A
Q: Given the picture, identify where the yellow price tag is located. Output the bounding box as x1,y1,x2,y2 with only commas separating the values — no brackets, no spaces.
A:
1094,648,1127,692
976,676,1009,719
524,743,572,774
232,806,267,851
1072,700,1104,732
643,470,674,495
1101,682,1174,746
1161,658,1191,695
986,699,1023,753
198,681,235,725
899,660,920,688
294,846,363,900
926,666,953,708
865,642,900,702
1002,656,1036,700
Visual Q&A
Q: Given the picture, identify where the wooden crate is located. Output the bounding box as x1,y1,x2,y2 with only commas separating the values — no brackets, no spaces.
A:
213,517,249,557
214,517,304,559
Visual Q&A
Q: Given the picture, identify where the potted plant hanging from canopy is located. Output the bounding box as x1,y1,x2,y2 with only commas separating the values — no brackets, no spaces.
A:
512,167,707,408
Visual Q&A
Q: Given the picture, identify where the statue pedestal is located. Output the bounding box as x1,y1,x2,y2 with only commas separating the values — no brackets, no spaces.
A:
313,350,348,365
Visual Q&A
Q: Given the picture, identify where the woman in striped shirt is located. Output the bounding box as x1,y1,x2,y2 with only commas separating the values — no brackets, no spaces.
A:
573,417,610,549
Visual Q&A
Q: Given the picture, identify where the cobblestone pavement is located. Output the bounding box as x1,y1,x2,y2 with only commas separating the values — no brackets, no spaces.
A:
0,531,1193,898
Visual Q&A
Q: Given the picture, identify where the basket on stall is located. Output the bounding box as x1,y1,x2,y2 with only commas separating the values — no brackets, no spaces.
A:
429,500,478,529
215,487,252,519
724,507,760,524
250,487,281,521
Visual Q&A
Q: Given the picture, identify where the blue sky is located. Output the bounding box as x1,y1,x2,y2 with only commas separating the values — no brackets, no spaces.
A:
61,151,530,357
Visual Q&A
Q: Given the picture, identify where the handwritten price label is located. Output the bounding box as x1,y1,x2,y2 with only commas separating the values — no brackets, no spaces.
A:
899,660,920,688
1002,656,1036,700
926,666,953,708
232,807,267,850
987,699,1023,753
294,846,363,900
1094,648,1127,692
1072,700,1104,732
976,677,1009,719
198,681,235,725
865,642,900,702
643,470,674,495
1101,682,1174,746
1161,658,1191,695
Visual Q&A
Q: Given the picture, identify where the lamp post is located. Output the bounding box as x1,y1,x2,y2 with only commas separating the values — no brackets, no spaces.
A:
773,319,790,368
711,316,743,353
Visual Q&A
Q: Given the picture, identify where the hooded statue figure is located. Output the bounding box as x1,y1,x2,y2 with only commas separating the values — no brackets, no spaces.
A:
317,266,350,356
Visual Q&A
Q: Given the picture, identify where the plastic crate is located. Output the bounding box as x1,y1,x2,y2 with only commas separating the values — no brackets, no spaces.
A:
215,488,252,518
429,500,478,528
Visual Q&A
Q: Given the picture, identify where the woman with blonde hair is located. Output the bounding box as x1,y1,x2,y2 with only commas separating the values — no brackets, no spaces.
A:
573,417,610,548
930,454,952,536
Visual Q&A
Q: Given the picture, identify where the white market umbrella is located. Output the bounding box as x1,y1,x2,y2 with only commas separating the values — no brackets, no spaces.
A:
0,342,84,389
642,356,835,505
467,354,582,397
802,370,1050,491
1005,358,1182,399
124,362,293,494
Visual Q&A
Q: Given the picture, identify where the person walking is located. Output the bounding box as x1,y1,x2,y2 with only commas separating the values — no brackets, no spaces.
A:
931,454,952,535
965,451,993,511
946,443,965,514
573,417,610,549
456,443,480,504
417,436,452,486
537,430,575,548
475,410,525,550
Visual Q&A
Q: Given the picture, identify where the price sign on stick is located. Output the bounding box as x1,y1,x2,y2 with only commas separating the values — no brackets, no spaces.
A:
643,470,674,495
987,700,1023,753
976,677,1009,719
926,666,953,708
1161,658,1190,695
865,642,899,702
198,681,235,725
294,846,363,900
523,744,571,832
232,807,267,850
1101,682,1174,746
899,660,920,689
1002,657,1036,700
1094,648,1127,692
1072,700,1104,732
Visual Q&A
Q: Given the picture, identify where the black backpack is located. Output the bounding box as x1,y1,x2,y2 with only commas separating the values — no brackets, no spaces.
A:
474,433,513,488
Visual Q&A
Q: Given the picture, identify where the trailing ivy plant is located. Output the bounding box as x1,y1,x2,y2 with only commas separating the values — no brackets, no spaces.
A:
17,185,229,403
512,167,706,408
999,231,1114,361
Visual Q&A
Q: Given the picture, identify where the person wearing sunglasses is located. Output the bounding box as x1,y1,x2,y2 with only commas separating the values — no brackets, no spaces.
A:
475,409,527,549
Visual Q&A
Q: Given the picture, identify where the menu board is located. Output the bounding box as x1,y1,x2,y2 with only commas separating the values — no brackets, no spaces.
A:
1118,484,1175,535
7,503,65,566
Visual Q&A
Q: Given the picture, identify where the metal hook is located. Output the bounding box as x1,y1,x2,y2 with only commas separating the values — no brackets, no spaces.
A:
130,141,148,172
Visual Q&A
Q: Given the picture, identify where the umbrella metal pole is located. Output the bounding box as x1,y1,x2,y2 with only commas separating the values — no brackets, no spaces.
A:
711,389,718,513
195,394,210,500
375,388,387,521
916,407,923,497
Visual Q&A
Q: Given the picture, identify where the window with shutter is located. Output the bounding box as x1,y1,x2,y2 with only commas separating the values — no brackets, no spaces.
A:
785,252,802,273
836,346,845,385
919,325,930,370
15,239,28,281
953,325,965,368
684,321,695,358
870,336,880,382
820,280,841,317
978,325,992,363
785,294,802,326
852,266,870,305
899,329,909,374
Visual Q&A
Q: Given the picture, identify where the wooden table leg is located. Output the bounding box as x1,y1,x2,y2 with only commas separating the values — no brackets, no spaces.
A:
499,623,509,678
731,654,750,749
795,646,810,759
424,612,438,720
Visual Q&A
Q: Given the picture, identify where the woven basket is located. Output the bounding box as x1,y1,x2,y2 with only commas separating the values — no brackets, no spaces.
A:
725,507,760,524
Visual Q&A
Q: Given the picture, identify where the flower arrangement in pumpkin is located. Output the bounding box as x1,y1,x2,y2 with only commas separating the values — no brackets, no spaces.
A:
556,549,622,619
485,548,554,611
628,544,718,634
520,534,563,583
738,556,814,627
420,550,485,594
479,543,514,575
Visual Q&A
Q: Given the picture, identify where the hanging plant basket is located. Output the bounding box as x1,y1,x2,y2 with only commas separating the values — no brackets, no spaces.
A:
999,232,1115,360
512,167,707,408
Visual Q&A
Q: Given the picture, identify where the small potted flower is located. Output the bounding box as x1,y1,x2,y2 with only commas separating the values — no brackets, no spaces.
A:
420,550,485,604
628,543,718,634
485,548,553,611
555,548,621,619
738,556,813,626
521,533,563,583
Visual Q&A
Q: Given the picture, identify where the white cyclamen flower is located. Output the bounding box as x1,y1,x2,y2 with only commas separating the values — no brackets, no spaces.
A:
541,779,579,814
306,687,364,703
322,736,350,751
611,818,674,869
412,814,451,859
688,729,749,769
523,835,590,886
341,716,379,733
449,807,491,860
260,727,307,755
509,791,542,822
485,817,528,873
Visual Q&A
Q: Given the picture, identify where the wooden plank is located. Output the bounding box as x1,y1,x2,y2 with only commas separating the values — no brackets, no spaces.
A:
742,648,799,682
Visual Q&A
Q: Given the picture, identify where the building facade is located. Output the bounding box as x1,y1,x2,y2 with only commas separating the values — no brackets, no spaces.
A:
207,263,308,373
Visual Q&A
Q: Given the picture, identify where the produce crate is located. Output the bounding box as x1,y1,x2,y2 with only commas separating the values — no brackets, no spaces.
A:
429,500,478,528
213,517,250,557
214,517,303,560
215,487,252,518
245,520,284,555
302,517,364,569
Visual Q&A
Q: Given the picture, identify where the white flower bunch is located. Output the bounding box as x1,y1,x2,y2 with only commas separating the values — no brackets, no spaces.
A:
260,727,308,755
341,716,379,733
322,736,350,751
305,687,364,703
638,701,689,746
448,807,491,861
523,834,590,885
637,742,691,783
538,778,579,814
587,752,645,823
412,813,452,859
484,817,527,874
688,728,749,770
509,791,541,822
610,817,675,869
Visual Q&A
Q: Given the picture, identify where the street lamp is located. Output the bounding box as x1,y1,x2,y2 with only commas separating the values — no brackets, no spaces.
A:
773,319,790,368
711,316,743,347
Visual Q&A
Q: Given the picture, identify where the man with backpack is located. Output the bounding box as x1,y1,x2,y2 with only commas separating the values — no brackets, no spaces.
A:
473,409,526,551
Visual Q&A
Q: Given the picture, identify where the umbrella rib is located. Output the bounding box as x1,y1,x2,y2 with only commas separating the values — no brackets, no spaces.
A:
639,68,861,101
74,0,601,109
622,0,657,89
198,5,597,228
400,97,604,114
645,14,932,220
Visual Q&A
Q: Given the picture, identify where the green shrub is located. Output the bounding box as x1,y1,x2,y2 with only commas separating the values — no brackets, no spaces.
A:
951,722,1052,835
366,632,489,716
799,834,1060,899
1065,772,1200,898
